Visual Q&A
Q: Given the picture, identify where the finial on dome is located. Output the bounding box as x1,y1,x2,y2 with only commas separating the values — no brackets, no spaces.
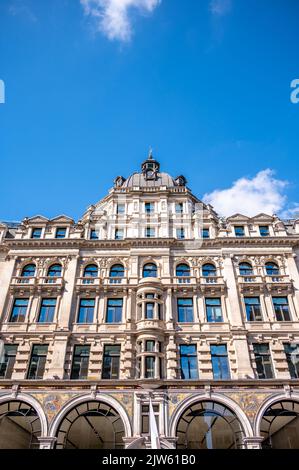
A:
148,147,153,160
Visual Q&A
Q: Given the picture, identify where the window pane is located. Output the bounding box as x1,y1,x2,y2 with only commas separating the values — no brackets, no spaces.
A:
244,297,262,322
102,345,120,379
10,299,29,323
78,299,95,323
145,356,155,378
106,299,123,323
253,344,274,379
177,298,194,323
55,228,66,238
27,345,48,379
71,345,90,379
0,345,18,379
211,345,230,379
273,297,290,321
38,298,56,323
145,303,154,319
235,226,245,237
180,345,198,379
31,228,42,239
206,298,223,323
284,343,299,379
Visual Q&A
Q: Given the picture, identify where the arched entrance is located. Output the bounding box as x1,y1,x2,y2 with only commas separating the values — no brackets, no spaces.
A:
0,400,42,449
260,400,299,449
175,400,245,449
55,400,125,449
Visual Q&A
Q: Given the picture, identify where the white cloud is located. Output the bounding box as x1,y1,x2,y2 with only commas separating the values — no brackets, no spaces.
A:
209,0,232,16
80,0,161,41
203,169,299,218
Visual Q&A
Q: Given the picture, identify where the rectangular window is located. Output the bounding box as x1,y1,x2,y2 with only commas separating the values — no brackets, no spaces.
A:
146,341,155,352
180,345,198,379
10,298,29,323
284,344,299,379
115,229,124,240
31,228,42,239
141,404,159,434
211,345,230,380
102,345,121,379
145,202,154,214
234,226,245,237
259,226,270,237
253,343,274,379
55,228,67,238
177,298,194,323
145,227,155,238
27,345,48,380
0,345,18,379
205,298,223,323
175,203,183,214
106,299,123,323
244,297,262,322
176,228,185,239
70,345,90,380
77,299,95,323
145,356,155,378
117,204,125,215
202,228,210,239
273,297,291,321
90,229,99,240
145,302,155,320
38,298,56,323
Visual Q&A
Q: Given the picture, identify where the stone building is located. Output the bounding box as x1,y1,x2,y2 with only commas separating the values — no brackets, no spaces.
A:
0,153,299,449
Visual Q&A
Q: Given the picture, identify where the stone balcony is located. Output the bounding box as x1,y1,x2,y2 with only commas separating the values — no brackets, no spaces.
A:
75,277,102,294
264,275,293,294
10,276,64,295
136,319,166,332
237,275,264,293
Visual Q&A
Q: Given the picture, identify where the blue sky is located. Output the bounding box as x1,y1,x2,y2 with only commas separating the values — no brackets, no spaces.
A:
0,0,298,221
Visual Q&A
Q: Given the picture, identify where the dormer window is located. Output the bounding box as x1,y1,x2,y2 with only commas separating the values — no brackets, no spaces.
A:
202,228,210,239
31,228,42,239
90,229,99,240
55,228,67,239
259,226,270,237
234,226,245,237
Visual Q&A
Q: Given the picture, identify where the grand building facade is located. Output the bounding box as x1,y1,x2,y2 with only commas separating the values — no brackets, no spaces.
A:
0,154,299,449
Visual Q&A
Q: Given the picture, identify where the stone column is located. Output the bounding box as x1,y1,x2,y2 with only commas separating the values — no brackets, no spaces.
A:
0,257,16,321
243,437,264,449
45,335,69,379
233,335,255,378
222,254,243,326
38,437,57,449
58,255,79,328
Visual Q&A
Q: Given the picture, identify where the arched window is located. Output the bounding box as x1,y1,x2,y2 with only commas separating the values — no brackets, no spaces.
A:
83,265,98,284
265,262,280,276
176,400,245,449
143,263,157,278
176,264,190,277
109,264,125,284
55,400,125,449
21,264,36,277
0,400,42,449
47,264,62,277
239,262,253,276
110,264,125,278
202,264,217,277
260,400,299,449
